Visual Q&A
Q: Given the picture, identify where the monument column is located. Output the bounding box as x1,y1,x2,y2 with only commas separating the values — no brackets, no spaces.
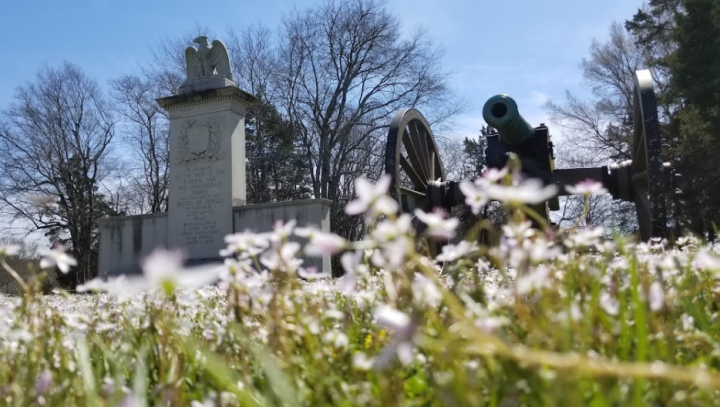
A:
157,36,256,262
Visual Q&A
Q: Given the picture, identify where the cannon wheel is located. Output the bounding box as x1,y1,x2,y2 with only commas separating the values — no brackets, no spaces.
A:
385,109,446,213
631,70,667,241
385,109,446,253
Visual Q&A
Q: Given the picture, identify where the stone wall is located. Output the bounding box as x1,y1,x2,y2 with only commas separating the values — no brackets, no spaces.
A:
98,199,332,278
232,199,332,273
98,213,168,277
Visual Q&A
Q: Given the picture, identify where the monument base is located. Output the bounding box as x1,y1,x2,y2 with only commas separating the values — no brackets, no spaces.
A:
98,199,333,278
178,77,237,94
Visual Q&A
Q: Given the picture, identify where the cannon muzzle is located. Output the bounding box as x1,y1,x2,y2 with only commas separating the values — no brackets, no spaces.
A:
482,94,534,145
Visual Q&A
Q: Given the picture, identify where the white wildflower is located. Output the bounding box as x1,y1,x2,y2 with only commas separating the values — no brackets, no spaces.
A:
142,249,222,290
374,305,411,332
411,273,442,308
76,277,110,293
476,258,490,273
353,352,375,370
221,231,271,258
564,227,605,249
565,180,607,195
459,180,488,215
140,248,185,281
481,167,509,183
371,214,413,242
436,240,479,263
323,309,345,320
345,174,399,219
370,239,411,269
515,265,551,295
475,316,508,334
600,290,619,316
298,267,331,280
190,399,214,407
570,301,583,321
270,219,296,242
502,221,535,241
322,330,349,350
693,249,720,271
300,230,347,257
337,251,361,294
481,178,558,205
0,245,20,257
260,242,303,272
350,290,376,309
681,313,695,331
413,208,459,240
34,370,52,395
649,280,665,312
39,246,77,274
341,250,366,275
118,393,144,407
527,240,559,263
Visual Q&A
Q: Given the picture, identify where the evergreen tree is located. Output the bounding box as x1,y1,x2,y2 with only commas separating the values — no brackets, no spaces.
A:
245,98,312,204
453,129,505,242
628,0,720,238
668,0,720,238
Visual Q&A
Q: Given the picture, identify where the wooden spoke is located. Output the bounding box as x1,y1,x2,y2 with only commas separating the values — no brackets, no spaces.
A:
419,126,430,174
429,151,436,182
403,124,429,182
400,155,428,190
408,121,430,180
400,186,426,200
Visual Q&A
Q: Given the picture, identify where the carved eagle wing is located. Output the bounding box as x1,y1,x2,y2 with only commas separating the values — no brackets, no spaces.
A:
209,39,234,81
184,45,202,80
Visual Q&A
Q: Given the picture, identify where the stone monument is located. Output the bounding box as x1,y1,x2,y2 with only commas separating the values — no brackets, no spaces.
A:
160,36,250,262
98,36,331,275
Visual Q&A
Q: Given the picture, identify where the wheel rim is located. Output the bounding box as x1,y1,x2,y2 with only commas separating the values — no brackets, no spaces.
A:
385,109,447,255
632,70,667,241
385,109,445,214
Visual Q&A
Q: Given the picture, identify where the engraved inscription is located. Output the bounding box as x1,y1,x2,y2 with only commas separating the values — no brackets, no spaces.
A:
173,163,227,246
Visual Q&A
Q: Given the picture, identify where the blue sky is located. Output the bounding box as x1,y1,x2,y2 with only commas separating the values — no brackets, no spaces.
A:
0,0,646,141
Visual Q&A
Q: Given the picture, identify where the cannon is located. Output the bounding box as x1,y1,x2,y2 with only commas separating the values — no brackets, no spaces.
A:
384,69,678,242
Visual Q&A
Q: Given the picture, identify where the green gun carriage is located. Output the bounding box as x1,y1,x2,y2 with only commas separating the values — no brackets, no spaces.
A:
384,69,679,242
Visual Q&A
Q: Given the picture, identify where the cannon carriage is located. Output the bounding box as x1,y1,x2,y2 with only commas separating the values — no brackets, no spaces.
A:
384,69,679,242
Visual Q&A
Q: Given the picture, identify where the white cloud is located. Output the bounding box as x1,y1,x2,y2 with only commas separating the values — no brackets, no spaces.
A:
529,90,549,106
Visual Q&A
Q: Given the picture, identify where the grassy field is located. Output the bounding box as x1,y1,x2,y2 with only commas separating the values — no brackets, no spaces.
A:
1,174,719,406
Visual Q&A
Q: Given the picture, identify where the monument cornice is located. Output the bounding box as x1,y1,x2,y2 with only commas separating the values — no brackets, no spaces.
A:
156,86,257,111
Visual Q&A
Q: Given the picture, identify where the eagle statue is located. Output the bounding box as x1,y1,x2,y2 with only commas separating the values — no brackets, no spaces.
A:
183,36,234,85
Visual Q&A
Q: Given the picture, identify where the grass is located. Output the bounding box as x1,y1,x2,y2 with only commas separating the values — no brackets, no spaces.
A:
1,179,720,406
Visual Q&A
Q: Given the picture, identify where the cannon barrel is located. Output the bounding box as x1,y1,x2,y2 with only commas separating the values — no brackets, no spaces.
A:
482,94,535,145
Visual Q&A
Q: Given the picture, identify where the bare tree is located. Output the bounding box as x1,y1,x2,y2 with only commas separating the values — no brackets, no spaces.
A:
546,22,650,163
544,22,655,232
141,2,464,247
227,23,277,98
274,0,465,202
109,75,169,214
0,62,117,287
145,24,216,96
